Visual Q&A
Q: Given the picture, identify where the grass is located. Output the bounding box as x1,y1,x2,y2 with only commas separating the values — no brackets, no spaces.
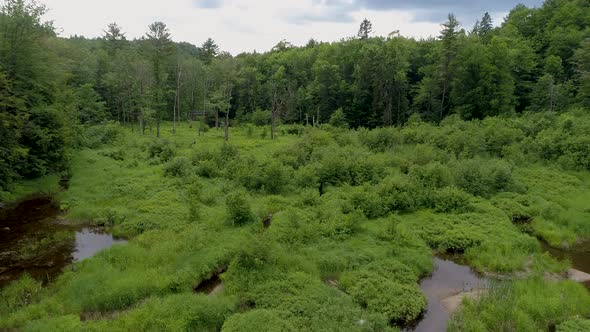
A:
0,174,61,204
2,113,590,330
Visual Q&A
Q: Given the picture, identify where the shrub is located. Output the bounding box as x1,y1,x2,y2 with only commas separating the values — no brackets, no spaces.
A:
222,310,295,332
340,270,426,324
163,156,192,177
82,122,122,148
359,127,401,152
148,139,176,163
0,275,43,315
226,190,254,226
250,109,271,126
409,162,452,189
377,175,423,213
557,318,590,332
432,187,472,213
452,158,513,197
328,108,348,128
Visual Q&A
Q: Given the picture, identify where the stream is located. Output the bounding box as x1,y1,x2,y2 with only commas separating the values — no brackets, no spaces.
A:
406,256,488,332
0,196,126,287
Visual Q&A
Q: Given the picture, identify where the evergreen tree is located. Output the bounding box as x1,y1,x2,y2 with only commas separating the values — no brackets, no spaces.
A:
358,19,373,40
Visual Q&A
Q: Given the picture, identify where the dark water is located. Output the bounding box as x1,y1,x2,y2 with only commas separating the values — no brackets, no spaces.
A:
408,256,488,332
541,241,590,288
0,197,126,287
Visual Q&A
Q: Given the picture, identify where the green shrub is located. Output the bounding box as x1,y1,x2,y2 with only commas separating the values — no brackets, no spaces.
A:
557,318,590,332
163,156,192,177
148,139,176,163
226,190,254,226
359,127,401,152
450,279,590,332
452,158,513,197
82,122,122,148
340,270,426,324
0,275,43,315
409,161,452,189
328,108,348,128
431,187,472,213
377,175,423,213
222,310,295,332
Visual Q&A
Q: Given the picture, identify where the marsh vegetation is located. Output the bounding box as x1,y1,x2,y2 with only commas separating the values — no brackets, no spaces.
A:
1,0,590,330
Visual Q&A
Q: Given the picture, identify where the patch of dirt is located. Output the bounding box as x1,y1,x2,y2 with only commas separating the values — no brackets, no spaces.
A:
567,269,590,283
440,289,487,314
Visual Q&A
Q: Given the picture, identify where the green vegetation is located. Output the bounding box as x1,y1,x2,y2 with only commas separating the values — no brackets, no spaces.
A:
1,0,590,330
450,279,590,331
2,113,590,330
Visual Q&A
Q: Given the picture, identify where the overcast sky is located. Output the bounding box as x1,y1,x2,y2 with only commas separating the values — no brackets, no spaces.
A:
41,0,543,54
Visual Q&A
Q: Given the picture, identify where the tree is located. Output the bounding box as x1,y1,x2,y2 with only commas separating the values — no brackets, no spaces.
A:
270,66,290,140
575,39,590,107
329,108,348,128
146,21,173,137
438,14,460,120
0,0,71,188
358,19,373,40
103,23,126,56
76,84,107,124
479,12,493,36
201,38,219,64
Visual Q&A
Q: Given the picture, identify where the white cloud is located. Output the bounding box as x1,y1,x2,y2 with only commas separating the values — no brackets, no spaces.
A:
40,0,528,54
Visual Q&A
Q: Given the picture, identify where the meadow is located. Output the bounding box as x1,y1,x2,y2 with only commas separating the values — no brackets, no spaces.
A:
1,110,590,331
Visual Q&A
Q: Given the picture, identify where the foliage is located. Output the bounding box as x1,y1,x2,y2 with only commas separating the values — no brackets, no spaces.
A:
226,190,254,226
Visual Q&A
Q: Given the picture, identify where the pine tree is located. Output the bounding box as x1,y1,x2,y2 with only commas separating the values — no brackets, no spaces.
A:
358,19,373,40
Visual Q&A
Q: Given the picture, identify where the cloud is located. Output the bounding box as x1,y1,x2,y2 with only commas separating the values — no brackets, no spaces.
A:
354,0,543,24
286,0,543,25
194,0,223,9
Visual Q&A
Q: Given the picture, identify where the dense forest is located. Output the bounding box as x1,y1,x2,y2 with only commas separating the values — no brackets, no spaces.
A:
1,0,590,331
1,0,590,190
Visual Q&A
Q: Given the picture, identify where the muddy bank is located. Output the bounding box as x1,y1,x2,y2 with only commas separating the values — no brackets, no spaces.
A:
194,267,226,295
406,256,488,332
0,196,126,287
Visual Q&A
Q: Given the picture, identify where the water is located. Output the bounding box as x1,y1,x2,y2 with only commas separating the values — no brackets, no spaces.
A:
408,256,488,332
73,229,127,262
541,241,590,288
0,196,126,287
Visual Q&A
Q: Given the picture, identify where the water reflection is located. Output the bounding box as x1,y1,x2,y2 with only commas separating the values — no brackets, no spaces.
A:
0,197,126,287
73,229,127,262
408,256,488,332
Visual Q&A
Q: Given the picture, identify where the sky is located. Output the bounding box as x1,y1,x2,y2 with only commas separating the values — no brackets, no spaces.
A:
41,0,544,54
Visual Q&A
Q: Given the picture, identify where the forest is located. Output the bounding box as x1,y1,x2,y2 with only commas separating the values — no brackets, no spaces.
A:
0,0,590,331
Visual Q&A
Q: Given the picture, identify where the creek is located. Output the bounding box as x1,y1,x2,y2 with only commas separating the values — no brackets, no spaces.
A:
0,196,126,287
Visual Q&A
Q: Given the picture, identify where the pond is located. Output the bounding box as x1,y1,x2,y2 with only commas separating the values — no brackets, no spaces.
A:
0,196,127,287
406,255,488,332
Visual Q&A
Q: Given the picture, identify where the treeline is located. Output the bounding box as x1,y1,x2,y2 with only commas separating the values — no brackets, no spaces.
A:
1,0,590,190
56,0,590,130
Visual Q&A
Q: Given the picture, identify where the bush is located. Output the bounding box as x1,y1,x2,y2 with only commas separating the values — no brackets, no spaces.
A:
328,108,348,128
377,175,423,213
81,122,122,148
410,162,452,189
557,318,590,332
431,187,472,213
163,156,192,177
226,190,254,226
148,139,176,163
222,310,295,332
452,158,513,197
340,270,426,324
250,109,272,126
0,275,43,315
